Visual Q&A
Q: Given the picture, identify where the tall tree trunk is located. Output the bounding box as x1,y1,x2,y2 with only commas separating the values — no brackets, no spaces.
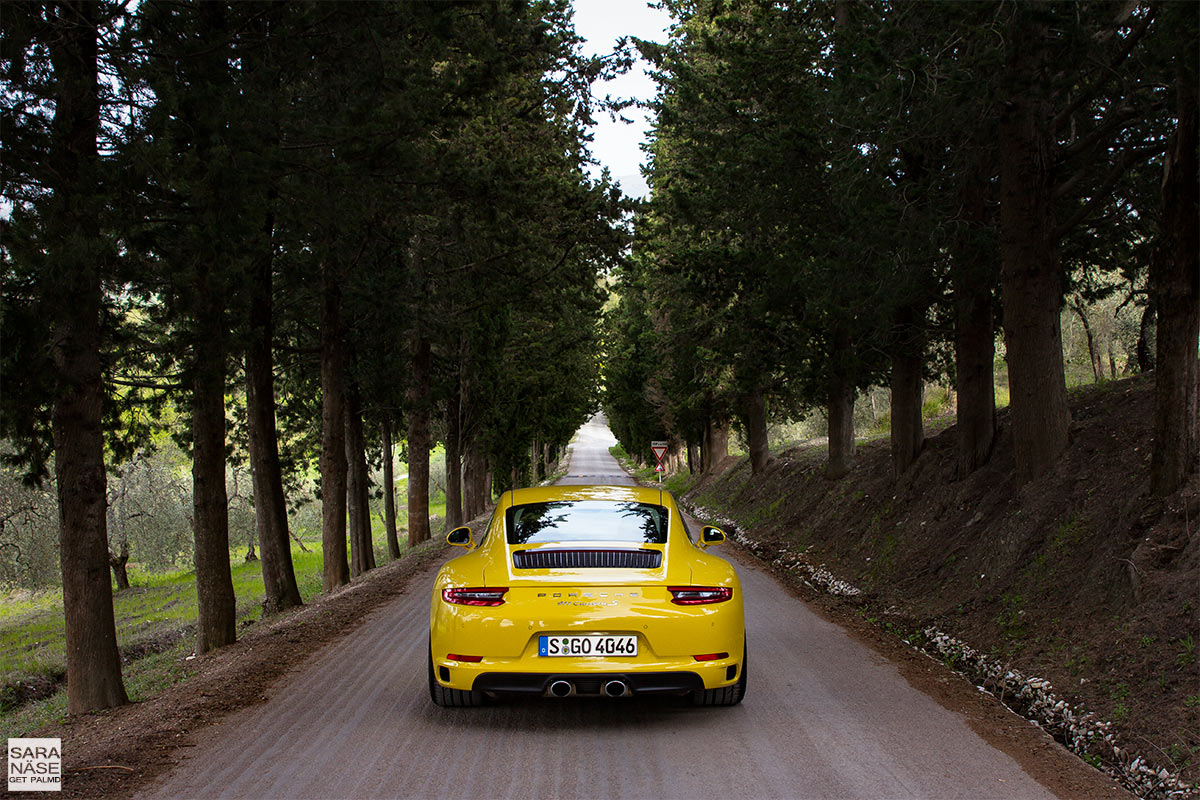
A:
444,393,464,530
952,172,997,476
192,315,236,654
743,388,770,474
461,439,478,521
463,438,488,519
998,10,1070,483
826,329,856,479
54,275,129,705
320,269,350,591
107,493,131,592
705,420,729,473
1070,299,1103,382
890,315,925,477
344,381,374,576
245,214,301,614
1150,60,1199,496
532,437,544,481
462,439,478,519
382,418,400,558
954,281,997,476
47,0,128,715
407,335,432,546
826,378,856,480
1136,301,1156,373
108,544,130,593
240,2,299,615
687,441,698,474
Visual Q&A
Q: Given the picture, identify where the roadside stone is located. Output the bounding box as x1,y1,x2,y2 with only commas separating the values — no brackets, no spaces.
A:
681,495,1195,800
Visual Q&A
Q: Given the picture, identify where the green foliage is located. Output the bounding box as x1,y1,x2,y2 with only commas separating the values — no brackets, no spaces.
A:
662,470,696,497
997,592,1029,645
2,0,628,597
921,388,954,420
0,540,327,733
1176,635,1196,671
604,0,1176,482
742,495,786,529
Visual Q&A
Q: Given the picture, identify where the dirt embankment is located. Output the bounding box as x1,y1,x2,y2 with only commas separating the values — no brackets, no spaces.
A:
686,374,1199,784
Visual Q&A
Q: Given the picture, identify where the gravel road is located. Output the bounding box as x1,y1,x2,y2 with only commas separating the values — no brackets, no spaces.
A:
141,415,1123,800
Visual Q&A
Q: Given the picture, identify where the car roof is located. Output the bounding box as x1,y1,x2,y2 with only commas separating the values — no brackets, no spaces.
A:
499,484,669,509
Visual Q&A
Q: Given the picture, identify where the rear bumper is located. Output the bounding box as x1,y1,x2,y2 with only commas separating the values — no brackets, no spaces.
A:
433,653,742,694
473,670,706,696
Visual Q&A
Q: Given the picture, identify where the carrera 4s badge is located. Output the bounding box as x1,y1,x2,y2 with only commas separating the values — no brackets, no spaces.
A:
535,591,640,598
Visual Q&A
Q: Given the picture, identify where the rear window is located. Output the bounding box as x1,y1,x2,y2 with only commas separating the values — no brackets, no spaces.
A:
506,500,669,545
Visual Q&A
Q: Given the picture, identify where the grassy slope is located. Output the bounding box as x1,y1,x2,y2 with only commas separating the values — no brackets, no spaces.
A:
0,502,443,739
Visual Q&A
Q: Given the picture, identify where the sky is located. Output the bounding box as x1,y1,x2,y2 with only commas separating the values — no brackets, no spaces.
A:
571,0,675,199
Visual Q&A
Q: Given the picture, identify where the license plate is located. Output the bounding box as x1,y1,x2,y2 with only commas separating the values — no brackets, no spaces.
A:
538,635,638,657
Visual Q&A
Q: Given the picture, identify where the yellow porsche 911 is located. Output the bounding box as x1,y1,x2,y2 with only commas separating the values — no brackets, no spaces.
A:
428,485,746,707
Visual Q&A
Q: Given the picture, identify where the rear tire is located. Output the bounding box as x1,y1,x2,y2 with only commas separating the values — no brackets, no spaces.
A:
428,646,485,707
691,644,747,707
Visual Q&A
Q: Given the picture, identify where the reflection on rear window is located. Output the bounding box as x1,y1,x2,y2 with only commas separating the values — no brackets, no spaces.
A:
506,501,668,545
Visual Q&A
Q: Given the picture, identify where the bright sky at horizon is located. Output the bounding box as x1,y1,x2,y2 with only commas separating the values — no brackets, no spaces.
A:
571,0,674,199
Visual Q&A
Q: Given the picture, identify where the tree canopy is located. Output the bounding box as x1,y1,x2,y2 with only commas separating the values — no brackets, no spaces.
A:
605,0,1195,493
1,0,627,711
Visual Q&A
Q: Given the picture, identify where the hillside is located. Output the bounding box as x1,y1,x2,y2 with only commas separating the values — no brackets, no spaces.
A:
680,374,1198,788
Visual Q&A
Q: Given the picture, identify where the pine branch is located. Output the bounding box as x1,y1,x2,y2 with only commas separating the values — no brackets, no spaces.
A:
108,376,183,391
1057,103,1145,165
1051,9,1154,133
1052,144,1162,241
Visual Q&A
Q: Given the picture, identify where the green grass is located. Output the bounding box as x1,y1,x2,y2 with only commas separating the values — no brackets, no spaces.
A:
921,386,954,419
662,470,696,496
995,384,1011,409
1,541,322,686
0,528,425,740
635,465,659,482
742,494,786,528
1176,634,1196,671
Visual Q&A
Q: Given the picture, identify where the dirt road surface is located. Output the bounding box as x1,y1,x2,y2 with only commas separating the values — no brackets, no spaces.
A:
141,415,1125,800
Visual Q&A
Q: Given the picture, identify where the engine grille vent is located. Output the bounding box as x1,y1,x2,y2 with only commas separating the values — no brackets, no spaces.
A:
512,549,662,570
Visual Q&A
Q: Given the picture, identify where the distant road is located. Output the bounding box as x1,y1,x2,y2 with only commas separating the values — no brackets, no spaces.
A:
141,414,1124,799
557,412,636,486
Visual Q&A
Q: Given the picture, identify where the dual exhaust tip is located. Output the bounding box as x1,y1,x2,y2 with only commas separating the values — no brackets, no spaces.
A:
548,679,629,698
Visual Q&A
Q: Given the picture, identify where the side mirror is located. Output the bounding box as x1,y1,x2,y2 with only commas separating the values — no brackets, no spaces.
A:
700,525,726,547
446,526,473,548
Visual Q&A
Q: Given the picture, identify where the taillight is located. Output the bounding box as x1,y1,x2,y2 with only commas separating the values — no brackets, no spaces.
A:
693,652,729,661
447,653,482,662
442,587,508,606
668,586,733,605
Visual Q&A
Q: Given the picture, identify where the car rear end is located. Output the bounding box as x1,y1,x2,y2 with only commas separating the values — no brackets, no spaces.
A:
429,487,745,702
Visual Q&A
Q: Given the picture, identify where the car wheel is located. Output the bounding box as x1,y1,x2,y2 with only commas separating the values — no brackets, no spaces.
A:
691,643,747,707
428,646,485,707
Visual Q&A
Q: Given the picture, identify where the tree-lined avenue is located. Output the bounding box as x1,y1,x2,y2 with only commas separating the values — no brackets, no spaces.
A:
140,416,1122,800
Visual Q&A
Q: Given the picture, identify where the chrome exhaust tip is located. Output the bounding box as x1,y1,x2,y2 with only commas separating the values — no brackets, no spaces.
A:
548,680,574,698
603,680,629,697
